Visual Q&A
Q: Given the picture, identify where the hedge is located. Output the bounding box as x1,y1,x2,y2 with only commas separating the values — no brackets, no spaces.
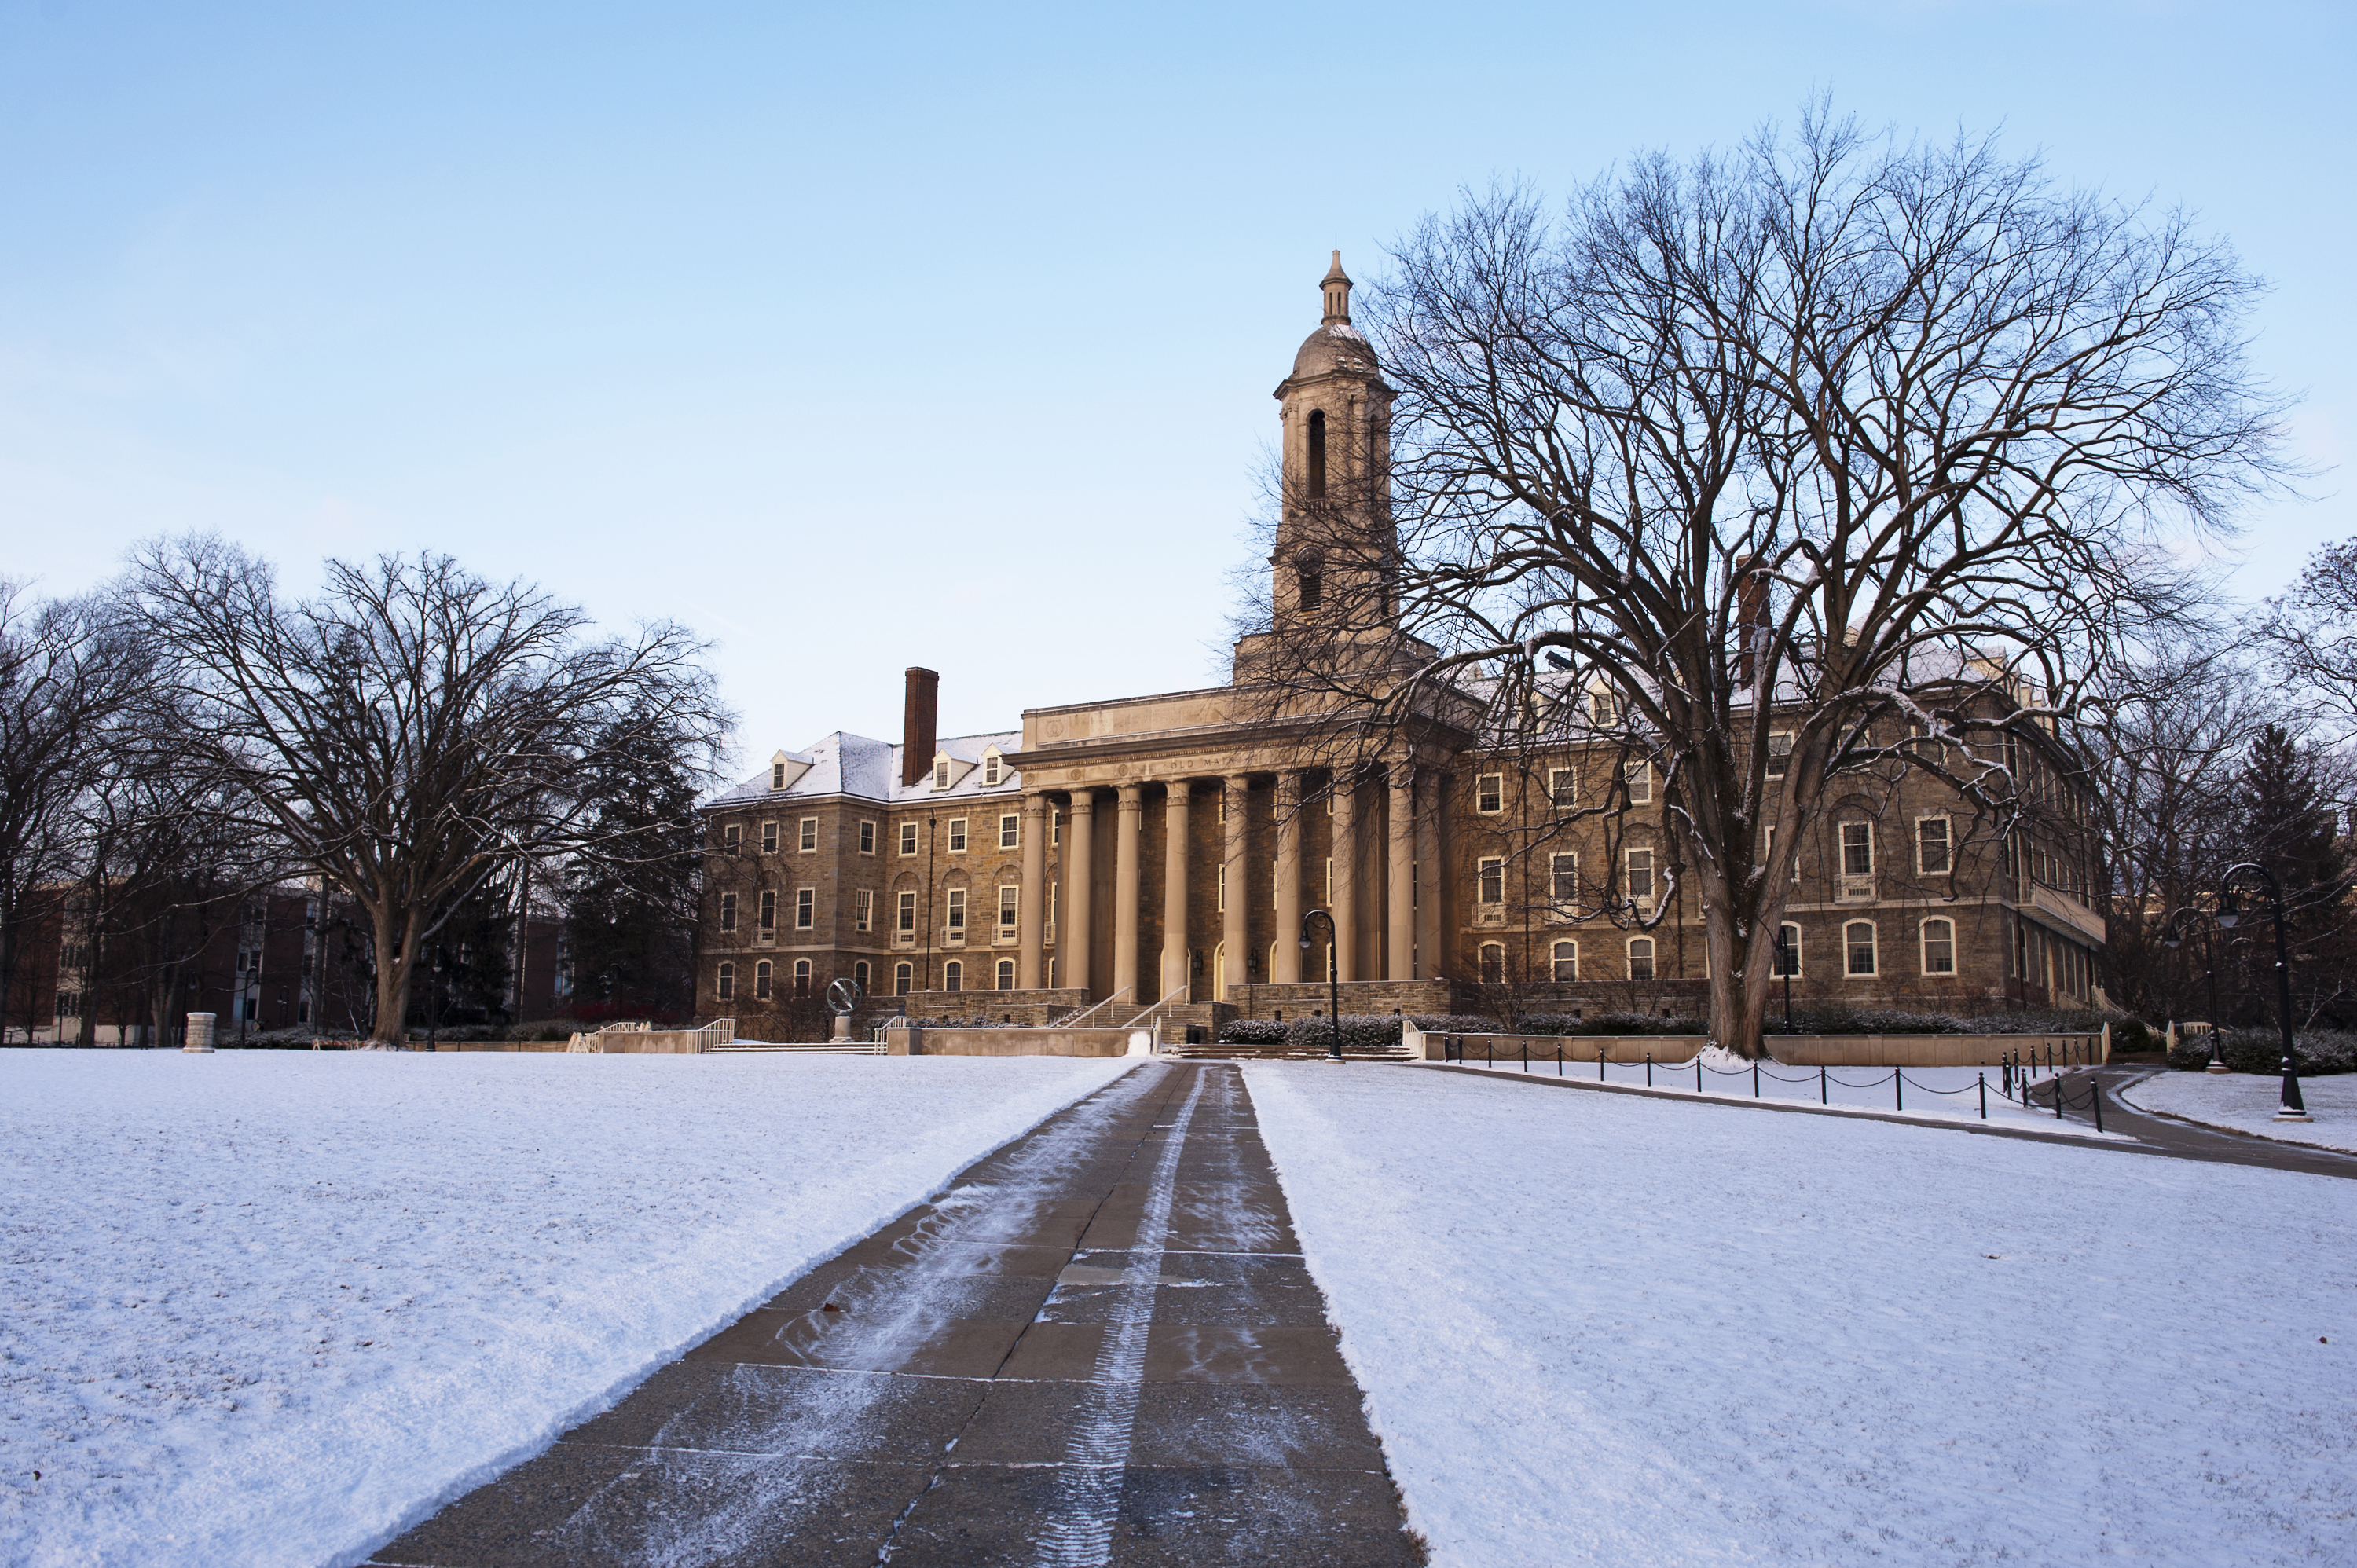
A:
2166,1028,2357,1076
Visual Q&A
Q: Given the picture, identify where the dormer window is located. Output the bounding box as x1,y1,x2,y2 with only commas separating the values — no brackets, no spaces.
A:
933,758,951,791
770,760,786,789
983,753,1002,786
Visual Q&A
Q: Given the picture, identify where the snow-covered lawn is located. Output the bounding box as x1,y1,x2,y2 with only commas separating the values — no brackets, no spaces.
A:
1436,1050,2117,1137
1248,1061,2357,1567
0,1049,1136,1568
2122,1069,2357,1155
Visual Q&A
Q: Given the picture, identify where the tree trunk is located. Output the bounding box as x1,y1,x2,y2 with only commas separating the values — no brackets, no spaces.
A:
368,900,420,1046
1702,903,1777,1059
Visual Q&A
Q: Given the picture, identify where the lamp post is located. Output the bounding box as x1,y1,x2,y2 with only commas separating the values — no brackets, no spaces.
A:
2169,863,2309,1121
2160,905,2227,1074
1299,909,1341,1062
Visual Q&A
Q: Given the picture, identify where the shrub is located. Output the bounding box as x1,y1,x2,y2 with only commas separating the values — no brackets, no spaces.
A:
1218,1014,1406,1050
2168,1028,2357,1075
504,1020,577,1042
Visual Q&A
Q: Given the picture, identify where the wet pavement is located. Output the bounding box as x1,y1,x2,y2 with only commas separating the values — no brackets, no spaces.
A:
366,1061,1423,1567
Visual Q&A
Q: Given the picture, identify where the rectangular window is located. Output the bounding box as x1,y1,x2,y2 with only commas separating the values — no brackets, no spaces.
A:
1475,773,1504,814
799,818,818,852
795,888,815,929
1775,922,1802,976
998,885,1019,933
1624,760,1652,804
1591,691,1617,726
770,760,786,789
1548,767,1575,809
723,823,742,856
761,822,779,854
1053,809,1063,845
1217,864,1227,912
1478,856,1505,905
984,754,1002,786
933,758,951,790
899,822,918,855
1917,816,1952,875
1922,918,1956,975
858,820,877,855
1628,937,1655,982
896,891,917,933
854,889,874,932
717,963,735,1002
1846,921,1878,976
1325,856,1333,902
1625,848,1655,904
1479,943,1505,984
1549,852,1578,915
948,819,969,852
894,962,912,995
1766,731,1792,778
759,891,777,932
719,892,737,932
1551,940,1578,982
946,888,966,932
1842,822,1874,876
999,814,1020,850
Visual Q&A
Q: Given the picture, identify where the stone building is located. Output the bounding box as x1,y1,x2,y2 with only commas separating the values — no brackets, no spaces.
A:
699,258,2105,1038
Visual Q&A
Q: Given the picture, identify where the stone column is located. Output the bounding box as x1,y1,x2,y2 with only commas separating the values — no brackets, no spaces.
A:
1273,771,1303,983
1332,774,1358,982
183,1011,216,1054
1017,792,1048,989
1066,790,1096,996
1387,765,1416,982
1415,772,1442,982
1222,773,1250,998
1163,782,1191,1000
1113,782,1143,1004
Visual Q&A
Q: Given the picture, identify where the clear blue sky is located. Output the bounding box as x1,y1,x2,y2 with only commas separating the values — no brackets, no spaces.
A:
3,1,2348,761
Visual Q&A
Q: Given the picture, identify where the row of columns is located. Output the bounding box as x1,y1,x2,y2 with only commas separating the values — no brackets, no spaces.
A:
1013,768,1431,1002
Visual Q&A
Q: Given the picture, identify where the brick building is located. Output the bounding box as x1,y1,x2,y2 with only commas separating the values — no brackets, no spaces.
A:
699,258,2104,1038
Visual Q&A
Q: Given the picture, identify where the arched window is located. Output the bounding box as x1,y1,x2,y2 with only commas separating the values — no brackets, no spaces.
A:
1551,940,1578,982
1920,918,1956,975
944,960,963,992
1845,921,1878,976
754,960,772,1000
1307,409,1328,498
1295,549,1323,614
996,958,1016,991
853,960,871,993
893,962,912,996
1775,922,1802,976
1479,943,1505,984
717,962,735,1002
1627,937,1655,981
794,958,812,996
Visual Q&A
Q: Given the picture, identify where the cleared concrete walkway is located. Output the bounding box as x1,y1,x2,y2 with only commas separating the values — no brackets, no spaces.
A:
368,1061,1422,1567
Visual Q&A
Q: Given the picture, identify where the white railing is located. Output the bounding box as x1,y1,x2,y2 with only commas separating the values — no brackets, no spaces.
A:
691,1018,735,1053
1061,987,1136,1029
1117,984,1189,1030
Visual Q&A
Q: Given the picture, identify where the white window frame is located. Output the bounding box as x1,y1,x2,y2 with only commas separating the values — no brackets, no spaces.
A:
719,892,738,932
770,760,786,789
1920,916,1957,976
945,888,966,932
853,959,870,992
799,817,818,852
944,959,963,991
896,890,918,934
996,958,1016,990
1624,848,1655,906
1591,690,1617,726
1844,919,1879,977
722,823,742,856
1217,864,1226,913
1475,772,1505,815
1776,921,1803,977
1479,941,1506,984
717,962,735,1002
1551,940,1578,982
947,818,969,853
1624,759,1652,804
997,884,1019,934
858,820,877,855
793,958,812,996
1627,936,1656,982
757,959,775,1000
1916,815,1952,877
795,887,815,930
894,961,912,995
999,813,1020,850
1547,766,1575,809
898,822,918,856
1765,731,1792,779
758,890,777,932
1549,852,1578,920
853,889,874,932
1477,855,1505,906
983,754,1003,786
1841,821,1875,877
761,821,779,854
933,758,951,791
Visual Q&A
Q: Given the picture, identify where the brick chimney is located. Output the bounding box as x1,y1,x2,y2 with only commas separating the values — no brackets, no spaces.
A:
901,667,940,787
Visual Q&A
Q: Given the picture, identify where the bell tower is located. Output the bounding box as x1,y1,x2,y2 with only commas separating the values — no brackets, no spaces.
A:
1269,252,1395,635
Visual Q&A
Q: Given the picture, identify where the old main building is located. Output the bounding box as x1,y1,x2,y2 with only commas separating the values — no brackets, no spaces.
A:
698,258,2106,1038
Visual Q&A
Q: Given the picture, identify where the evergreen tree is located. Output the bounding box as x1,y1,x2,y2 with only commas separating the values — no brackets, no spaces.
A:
557,709,704,1021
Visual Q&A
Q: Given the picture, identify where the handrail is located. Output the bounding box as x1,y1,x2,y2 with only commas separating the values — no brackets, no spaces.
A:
1061,987,1135,1030
1117,984,1189,1030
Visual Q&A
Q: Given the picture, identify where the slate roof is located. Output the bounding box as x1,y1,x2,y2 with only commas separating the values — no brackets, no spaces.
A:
706,728,1026,810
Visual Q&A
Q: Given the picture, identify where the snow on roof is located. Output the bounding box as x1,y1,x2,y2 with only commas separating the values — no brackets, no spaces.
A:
706,728,1025,809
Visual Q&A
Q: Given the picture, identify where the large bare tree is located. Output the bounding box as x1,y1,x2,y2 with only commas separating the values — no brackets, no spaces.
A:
1246,110,2287,1054
128,540,728,1045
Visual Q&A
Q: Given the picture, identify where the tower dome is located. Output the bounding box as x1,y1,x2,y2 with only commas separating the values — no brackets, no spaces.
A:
1290,251,1378,379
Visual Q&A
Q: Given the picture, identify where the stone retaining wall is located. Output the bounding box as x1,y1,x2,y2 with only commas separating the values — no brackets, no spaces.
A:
1405,1022,2106,1068
882,1025,1152,1058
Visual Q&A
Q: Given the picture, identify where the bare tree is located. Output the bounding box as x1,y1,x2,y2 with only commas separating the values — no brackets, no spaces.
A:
1242,108,2288,1054
0,584,149,1045
2260,540,2357,734
127,540,729,1045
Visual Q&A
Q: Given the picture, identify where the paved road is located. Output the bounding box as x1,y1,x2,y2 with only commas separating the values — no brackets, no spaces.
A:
368,1061,1422,1567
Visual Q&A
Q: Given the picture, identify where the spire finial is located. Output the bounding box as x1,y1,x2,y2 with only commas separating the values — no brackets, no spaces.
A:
1320,251,1352,327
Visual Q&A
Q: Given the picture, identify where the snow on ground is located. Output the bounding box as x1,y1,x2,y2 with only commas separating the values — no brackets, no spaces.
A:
2122,1069,2357,1154
1248,1060,2357,1567
0,1050,1136,1568
1436,1049,2120,1138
